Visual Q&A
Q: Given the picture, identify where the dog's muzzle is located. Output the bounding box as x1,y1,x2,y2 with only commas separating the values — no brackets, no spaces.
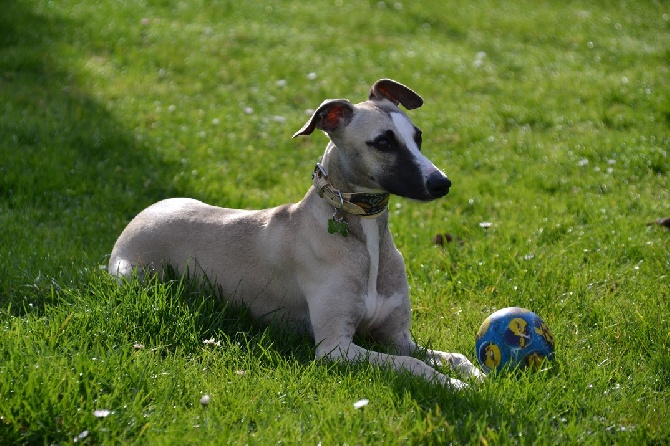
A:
426,171,451,198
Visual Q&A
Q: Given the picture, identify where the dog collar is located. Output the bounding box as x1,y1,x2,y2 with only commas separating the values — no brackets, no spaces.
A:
312,164,389,218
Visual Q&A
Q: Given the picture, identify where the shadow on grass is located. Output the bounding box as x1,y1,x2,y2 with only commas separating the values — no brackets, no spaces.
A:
0,2,180,310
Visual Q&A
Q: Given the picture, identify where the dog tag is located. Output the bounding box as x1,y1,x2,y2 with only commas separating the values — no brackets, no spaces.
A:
328,217,349,237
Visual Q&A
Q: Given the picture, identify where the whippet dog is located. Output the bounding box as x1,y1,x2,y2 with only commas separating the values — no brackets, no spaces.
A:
109,79,483,388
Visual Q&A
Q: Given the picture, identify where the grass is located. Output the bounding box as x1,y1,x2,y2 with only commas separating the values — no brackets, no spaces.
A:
1,0,669,443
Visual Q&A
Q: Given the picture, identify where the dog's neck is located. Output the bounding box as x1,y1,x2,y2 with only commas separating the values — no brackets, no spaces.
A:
313,143,389,219
312,164,389,218
318,143,366,192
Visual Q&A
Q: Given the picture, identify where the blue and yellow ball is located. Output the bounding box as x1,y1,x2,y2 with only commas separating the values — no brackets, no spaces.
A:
475,307,555,374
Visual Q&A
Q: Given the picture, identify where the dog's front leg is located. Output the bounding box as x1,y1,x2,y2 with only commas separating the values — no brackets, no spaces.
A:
308,299,468,389
317,338,469,389
379,329,484,382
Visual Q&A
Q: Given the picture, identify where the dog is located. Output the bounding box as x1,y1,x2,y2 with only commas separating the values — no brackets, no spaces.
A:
109,79,483,388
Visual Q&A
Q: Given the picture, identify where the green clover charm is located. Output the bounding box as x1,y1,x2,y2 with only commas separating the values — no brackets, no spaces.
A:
327,217,349,237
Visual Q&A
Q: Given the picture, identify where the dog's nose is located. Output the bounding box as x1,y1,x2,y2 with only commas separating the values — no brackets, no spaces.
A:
427,172,451,198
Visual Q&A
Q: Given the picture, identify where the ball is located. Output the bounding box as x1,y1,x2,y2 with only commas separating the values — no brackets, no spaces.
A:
475,307,555,374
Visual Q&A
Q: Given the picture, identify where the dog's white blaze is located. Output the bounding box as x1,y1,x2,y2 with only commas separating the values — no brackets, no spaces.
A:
361,219,379,297
360,218,380,321
390,112,439,177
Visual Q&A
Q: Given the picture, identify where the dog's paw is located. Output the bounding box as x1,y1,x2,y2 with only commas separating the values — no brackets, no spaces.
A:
446,377,469,391
448,353,485,381
470,364,486,381
433,371,468,390
428,351,485,381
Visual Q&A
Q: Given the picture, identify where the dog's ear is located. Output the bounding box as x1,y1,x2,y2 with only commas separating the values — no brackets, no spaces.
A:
293,99,354,137
369,79,423,110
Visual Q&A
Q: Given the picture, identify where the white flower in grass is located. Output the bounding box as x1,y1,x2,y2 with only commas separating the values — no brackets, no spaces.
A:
353,399,369,409
74,430,89,442
203,338,221,347
93,409,112,418
473,51,487,67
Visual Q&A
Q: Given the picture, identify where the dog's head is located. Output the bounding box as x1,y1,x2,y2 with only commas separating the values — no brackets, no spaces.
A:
294,79,450,201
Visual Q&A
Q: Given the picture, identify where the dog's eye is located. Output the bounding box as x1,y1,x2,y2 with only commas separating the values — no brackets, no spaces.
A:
368,132,396,151
374,137,391,151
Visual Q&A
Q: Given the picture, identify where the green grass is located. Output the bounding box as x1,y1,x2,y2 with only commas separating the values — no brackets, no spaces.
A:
1,0,669,443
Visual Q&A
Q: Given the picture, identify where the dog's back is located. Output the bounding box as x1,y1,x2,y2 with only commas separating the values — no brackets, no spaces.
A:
109,197,314,326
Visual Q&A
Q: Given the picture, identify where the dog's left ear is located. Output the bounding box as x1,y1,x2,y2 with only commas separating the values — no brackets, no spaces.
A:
369,79,423,110
293,99,354,137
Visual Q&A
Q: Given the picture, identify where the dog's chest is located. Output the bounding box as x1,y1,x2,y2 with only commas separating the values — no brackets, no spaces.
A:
359,219,397,326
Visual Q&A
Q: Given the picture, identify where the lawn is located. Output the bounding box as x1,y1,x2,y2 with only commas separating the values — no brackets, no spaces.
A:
1,0,669,444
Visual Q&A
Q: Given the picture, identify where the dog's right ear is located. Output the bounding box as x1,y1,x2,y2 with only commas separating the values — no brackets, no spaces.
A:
293,99,354,137
369,79,423,110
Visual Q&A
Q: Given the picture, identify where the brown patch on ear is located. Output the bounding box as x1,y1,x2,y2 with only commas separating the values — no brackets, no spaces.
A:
369,79,424,110
322,104,349,131
293,99,354,137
